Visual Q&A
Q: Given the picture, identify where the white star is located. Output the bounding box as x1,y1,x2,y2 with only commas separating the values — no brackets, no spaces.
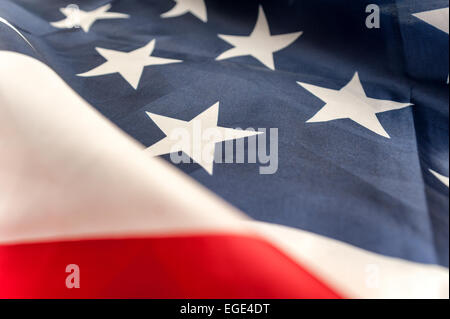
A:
50,4,129,33
413,7,449,34
77,40,182,90
216,5,303,70
161,0,207,23
297,72,412,138
413,7,449,83
145,102,262,175
430,169,450,188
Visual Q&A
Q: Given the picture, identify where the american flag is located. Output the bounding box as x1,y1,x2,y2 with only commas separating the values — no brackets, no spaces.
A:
0,0,448,299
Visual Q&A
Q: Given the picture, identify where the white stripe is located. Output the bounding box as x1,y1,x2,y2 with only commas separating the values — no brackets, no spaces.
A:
249,221,449,299
0,17,35,50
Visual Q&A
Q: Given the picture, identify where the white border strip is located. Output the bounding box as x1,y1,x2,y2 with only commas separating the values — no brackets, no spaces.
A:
0,17,35,50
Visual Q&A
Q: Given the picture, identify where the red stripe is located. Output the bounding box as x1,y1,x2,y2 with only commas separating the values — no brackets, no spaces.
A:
0,234,342,299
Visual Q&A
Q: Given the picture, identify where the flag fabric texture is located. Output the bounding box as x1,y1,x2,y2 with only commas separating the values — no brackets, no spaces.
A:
0,0,449,299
